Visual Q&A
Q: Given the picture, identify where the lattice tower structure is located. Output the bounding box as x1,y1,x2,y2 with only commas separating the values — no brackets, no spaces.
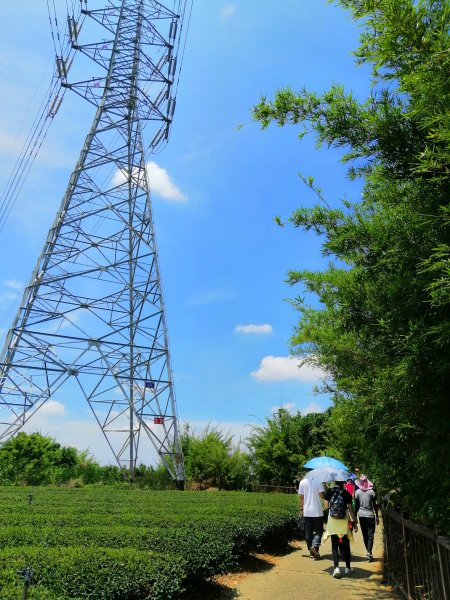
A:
0,0,188,485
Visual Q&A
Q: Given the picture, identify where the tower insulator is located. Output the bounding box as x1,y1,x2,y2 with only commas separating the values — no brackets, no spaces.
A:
68,16,79,43
169,57,177,78
169,19,177,40
168,97,176,117
47,95,63,118
56,57,67,79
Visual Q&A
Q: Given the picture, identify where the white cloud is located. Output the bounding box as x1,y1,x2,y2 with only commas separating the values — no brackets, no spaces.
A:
112,161,186,202
18,410,255,464
191,287,236,306
0,280,23,311
250,355,327,382
235,324,272,334
271,401,297,415
0,131,74,170
220,4,236,21
0,292,18,303
38,399,66,416
4,279,24,291
23,414,114,463
146,161,186,201
16,404,329,466
0,131,28,158
271,401,325,416
300,401,324,416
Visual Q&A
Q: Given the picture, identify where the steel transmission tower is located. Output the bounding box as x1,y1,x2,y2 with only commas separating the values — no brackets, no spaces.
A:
0,0,189,486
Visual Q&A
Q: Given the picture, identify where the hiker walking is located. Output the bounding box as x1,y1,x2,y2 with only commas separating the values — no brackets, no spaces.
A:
323,479,357,578
298,473,325,559
355,474,379,561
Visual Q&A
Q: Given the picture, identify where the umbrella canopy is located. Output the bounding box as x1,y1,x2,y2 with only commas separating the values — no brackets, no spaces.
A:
303,456,348,470
305,466,350,485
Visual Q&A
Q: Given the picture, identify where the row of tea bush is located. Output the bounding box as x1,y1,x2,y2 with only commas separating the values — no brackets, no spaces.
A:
0,488,298,598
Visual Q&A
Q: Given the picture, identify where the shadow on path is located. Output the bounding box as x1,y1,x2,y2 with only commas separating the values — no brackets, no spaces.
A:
184,580,240,600
211,522,402,600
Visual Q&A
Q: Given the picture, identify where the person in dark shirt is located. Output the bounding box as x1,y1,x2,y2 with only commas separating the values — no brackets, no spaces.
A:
324,480,357,578
355,474,379,561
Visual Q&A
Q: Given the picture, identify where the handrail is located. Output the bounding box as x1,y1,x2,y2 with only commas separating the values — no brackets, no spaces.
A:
383,509,450,599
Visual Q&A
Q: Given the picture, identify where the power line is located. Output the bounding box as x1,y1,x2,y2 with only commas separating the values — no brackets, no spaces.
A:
0,4,87,235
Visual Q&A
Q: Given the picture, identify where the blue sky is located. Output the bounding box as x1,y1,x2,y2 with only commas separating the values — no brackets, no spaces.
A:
0,1,370,463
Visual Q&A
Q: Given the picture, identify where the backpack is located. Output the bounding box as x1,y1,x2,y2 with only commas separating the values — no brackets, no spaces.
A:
328,487,347,519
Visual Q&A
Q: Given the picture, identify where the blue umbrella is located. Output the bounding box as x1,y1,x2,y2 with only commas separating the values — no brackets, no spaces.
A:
305,466,350,484
303,456,349,470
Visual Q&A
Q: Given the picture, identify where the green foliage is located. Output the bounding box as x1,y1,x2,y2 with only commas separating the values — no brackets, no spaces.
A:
134,463,176,490
0,546,186,600
253,0,450,532
181,424,251,490
248,409,331,485
0,432,79,485
0,433,180,489
0,487,298,598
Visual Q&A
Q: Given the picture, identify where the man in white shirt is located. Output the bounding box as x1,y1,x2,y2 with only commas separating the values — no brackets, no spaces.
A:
298,475,325,559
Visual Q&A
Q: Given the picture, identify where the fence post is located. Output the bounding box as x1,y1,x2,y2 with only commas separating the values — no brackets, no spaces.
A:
383,511,390,567
401,512,412,599
436,529,449,600
17,567,33,600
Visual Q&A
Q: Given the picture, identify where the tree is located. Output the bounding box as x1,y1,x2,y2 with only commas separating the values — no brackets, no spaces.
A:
248,409,331,486
134,463,176,489
0,432,79,485
181,424,251,490
253,0,450,531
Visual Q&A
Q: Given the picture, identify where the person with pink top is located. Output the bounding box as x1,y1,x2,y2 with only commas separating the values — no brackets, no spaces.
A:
355,474,379,561
344,478,355,497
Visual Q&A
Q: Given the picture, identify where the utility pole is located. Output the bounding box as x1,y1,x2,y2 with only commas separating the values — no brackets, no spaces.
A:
0,0,189,487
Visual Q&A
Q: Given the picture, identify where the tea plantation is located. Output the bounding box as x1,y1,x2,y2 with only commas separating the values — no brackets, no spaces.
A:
0,488,298,598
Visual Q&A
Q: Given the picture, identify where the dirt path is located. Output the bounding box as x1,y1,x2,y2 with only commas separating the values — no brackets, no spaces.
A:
211,522,400,599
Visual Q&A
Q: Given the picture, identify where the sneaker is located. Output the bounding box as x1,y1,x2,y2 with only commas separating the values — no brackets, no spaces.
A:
310,547,321,560
333,567,341,578
345,567,354,575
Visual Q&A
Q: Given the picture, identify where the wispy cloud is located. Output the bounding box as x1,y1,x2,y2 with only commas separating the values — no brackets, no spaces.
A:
301,401,324,415
235,323,272,334
250,355,327,382
191,287,236,306
0,131,75,170
0,279,24,309
4,279,24,291
23,412,115,463
38,399,66,416
270,400,325,416
19,407,255,464
271,401,297,415
220,4,236,21
112,161,186,202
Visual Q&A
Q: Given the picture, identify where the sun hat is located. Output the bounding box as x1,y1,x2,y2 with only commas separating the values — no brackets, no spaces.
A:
355,474,373,490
